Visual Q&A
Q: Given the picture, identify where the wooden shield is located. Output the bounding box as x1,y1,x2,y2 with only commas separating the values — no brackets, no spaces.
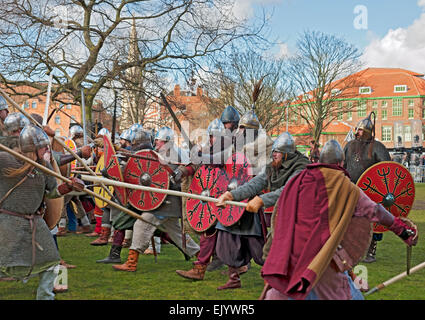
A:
93,154,114,209
103,135,127,205
357,161,415,233
123,150,170,211
216,152,252,227
186,165,227,232
43,159,64,230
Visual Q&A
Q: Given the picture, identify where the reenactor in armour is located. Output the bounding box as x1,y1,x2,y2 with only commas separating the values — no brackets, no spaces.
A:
343,112,391,263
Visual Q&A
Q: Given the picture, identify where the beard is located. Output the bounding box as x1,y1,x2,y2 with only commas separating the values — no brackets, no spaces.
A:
272,158,282,169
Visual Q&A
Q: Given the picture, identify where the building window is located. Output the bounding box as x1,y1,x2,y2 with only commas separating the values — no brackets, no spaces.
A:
31,101,37,109
23,101,29,109
347,111,352,121
382,109,387,120
337,102,343,120
408,109,414,119
67,104,72,110
405,125,412,142
382,126,392,142
392,98,403,116
372,101,378,108
382,100,388,108
357,100,367,118
423,108,425,119
55,129,61,136
394,85,407,93
70,115,77,123
359,87,372,94
408,99,414,107
55,116,61,124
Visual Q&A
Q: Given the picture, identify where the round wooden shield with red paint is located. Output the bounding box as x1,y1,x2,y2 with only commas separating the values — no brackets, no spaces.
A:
216,152,252,227
103,135,127,205
186,165,227,232
123,150,170,211
357,161,415,233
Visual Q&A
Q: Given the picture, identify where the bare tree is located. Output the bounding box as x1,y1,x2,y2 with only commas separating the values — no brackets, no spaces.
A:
200,48,291,133
287,30,364,145
0,0,267,124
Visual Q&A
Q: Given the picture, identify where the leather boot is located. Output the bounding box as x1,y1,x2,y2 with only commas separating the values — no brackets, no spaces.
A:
90,227,111,246
217,267,241,290
362,239,377,263
96,245,122,264
112,249,139,272
176,264,207,280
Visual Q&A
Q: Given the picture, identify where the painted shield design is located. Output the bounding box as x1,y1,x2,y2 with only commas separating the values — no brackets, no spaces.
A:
103,135,127,205
186,165,227,232
216,152,252,227
123,150,170,211
93,154,114,209
64,138,77,172
357,161,415,233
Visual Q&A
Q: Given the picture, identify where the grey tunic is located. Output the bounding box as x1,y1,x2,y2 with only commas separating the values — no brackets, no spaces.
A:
0,152,60,278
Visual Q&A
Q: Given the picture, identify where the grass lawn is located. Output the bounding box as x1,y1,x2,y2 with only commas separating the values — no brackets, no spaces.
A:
1,184,425,300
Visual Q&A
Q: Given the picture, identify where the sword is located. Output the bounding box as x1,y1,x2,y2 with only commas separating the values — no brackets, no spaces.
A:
42,72,53,126
407,246,412,276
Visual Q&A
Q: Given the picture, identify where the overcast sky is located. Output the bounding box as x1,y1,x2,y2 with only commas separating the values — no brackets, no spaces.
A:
238,0,425,74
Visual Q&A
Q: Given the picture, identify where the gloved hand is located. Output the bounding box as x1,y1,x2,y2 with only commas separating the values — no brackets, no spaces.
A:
216,191,233,208
79,145,92,159
58,177,85,195
388,216,418,246
43,126,56,137
246,196,264,213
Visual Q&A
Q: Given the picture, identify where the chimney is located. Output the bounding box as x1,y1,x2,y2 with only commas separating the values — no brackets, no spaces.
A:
174,84,181,96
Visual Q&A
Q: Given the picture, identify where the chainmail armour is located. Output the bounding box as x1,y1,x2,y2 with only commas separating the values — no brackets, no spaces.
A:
0,152,60,274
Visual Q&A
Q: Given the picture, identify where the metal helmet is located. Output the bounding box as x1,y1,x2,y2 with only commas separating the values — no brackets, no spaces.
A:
220,105,240,124
98,127,110,137
133,129,152,145
0,96,8,111
19,124,50,153
239,110,260,129
69,125,83,139
207,118,225,136
272,132,295,154
130,123,143,133
4,113,30,133
155,126,174,142
319,139,345,164
120,129,135,142
355,113,374,140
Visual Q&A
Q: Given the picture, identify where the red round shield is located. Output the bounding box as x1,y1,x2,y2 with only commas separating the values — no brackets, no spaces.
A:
357,161,415,233
216,152,252,227
186,165,227,232
103,135,127,205
124,150,170,211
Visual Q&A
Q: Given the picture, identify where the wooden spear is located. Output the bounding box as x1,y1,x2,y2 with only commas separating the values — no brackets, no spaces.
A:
364,260,425,296
0,142,158,227
80,175,248,208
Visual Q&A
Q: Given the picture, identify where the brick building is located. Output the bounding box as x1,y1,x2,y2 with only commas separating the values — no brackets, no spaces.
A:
4,85,82,138
286,68,425,152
